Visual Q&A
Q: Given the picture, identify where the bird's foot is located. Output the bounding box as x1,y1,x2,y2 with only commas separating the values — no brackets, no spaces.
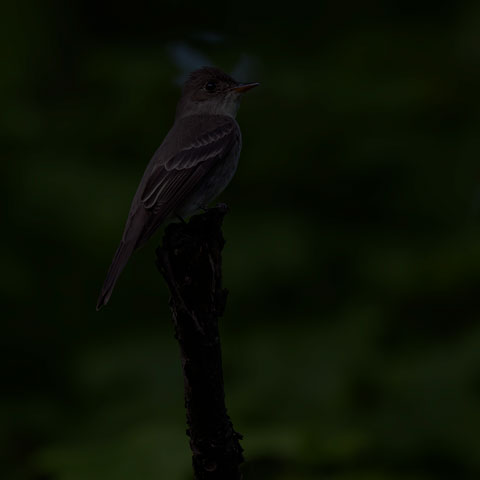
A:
175,213,187,224
199,203,228,213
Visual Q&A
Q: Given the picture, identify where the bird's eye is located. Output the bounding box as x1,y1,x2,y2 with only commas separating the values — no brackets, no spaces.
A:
205,81,217,92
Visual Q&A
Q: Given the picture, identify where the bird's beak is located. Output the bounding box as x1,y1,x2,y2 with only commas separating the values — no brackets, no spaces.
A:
231,82,260,93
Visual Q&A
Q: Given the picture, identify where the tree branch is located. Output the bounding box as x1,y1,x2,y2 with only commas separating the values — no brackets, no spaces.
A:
155,204,244,480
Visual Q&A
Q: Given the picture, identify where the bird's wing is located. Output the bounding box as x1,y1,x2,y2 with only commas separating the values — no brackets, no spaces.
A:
141,120,236,212
133,117,238,246
96,116,238,310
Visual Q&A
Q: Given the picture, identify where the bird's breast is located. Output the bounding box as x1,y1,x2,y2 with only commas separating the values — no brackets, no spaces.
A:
178,131,242,216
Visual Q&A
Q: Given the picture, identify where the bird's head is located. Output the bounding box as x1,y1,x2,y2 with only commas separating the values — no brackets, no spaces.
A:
175,66,259,119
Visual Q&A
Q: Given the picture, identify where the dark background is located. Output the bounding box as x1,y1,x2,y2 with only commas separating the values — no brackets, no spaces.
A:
2,1,480,479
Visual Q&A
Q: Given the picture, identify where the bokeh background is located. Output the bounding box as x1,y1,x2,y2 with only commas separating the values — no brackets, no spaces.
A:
2,1,480,479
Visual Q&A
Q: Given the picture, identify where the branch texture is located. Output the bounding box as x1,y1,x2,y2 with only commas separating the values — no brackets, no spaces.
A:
156,204,244,480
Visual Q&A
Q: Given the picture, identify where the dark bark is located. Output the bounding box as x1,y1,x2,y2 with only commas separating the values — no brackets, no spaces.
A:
155,204,244,480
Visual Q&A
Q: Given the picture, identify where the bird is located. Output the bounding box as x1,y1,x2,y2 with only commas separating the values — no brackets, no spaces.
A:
96,66,258,310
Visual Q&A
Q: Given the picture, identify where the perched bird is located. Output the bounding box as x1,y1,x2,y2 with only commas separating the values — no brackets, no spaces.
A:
96,66,258,310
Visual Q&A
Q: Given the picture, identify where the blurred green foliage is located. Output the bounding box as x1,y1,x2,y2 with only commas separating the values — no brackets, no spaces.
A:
2,1,480,479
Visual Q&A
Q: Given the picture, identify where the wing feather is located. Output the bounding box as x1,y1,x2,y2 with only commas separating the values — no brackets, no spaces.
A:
133,117,238,247
141,121,236,212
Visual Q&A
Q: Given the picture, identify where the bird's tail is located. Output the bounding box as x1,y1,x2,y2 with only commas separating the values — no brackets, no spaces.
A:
96,240,137,311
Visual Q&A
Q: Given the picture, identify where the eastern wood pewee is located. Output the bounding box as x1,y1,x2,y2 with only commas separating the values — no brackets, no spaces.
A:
96,67,258,310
